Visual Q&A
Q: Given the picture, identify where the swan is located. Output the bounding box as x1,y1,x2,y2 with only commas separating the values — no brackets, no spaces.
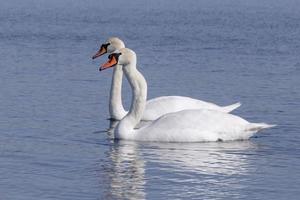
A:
92,37,241,121
99,48,275,142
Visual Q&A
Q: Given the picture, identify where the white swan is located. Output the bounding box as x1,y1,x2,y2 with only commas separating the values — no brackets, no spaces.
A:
92,37,241,121
99,48,275,142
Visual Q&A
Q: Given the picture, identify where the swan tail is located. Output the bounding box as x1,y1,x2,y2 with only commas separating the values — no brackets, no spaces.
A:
246,123,276,132
222,102,241,113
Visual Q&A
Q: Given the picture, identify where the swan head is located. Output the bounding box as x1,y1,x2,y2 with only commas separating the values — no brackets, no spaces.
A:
100,48,136,71
92,37,125,59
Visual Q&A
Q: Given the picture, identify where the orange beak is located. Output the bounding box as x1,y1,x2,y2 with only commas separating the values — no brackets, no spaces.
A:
92,46,107,59
100,56,118,71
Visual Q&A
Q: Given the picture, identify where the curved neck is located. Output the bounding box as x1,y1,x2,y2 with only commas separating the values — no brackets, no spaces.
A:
109,65,126,120
118,62,147,136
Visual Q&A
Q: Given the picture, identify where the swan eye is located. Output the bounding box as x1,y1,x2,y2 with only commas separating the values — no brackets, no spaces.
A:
107,53,122,61
101,43,110,50
114,53,122,60
108,53,117,58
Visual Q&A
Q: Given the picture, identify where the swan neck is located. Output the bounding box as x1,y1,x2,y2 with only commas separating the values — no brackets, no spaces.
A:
119,62,147,133
109,65,126,120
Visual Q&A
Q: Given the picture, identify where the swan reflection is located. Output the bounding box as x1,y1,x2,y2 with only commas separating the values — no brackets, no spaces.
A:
145,141,255,176
102,140,146,200
102,122,257,199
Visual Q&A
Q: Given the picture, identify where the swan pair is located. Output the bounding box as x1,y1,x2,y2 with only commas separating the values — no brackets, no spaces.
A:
93,38,275,142
92,37,241,121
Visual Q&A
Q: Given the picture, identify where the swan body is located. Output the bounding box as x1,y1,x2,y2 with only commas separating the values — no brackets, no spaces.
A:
119,109,274,142
100,48,275,142
93,37,241,121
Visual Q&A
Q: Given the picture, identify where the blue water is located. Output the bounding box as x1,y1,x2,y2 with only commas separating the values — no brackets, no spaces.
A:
1,0,300,199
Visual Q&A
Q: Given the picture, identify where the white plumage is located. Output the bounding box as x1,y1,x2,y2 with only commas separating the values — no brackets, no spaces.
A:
94,37,240,121
100,48,275,142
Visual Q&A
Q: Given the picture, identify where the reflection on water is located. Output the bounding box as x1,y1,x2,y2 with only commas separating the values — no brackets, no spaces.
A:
101,141,146,200
2,0,299,199
146,141,255,176
100,122,257,199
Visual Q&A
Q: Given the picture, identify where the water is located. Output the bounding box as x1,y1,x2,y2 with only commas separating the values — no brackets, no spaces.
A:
1,0,300,199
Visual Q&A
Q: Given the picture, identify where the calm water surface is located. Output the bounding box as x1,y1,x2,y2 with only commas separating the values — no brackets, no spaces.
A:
1,0,300,199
